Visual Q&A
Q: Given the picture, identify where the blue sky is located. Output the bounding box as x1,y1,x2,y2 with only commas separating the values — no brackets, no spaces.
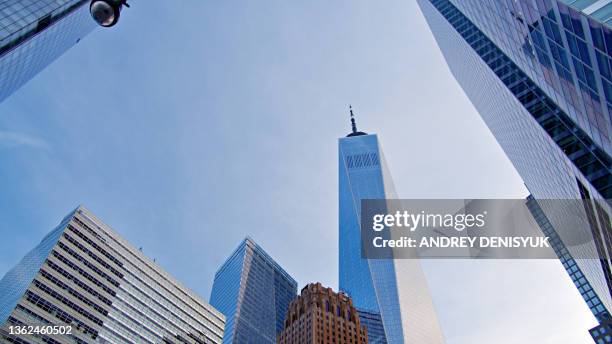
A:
0,0,598,342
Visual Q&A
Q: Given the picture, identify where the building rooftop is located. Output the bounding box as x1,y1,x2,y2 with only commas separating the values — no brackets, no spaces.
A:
560,0,612,26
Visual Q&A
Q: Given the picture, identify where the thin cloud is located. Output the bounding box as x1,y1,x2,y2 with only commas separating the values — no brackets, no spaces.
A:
0,131,49,150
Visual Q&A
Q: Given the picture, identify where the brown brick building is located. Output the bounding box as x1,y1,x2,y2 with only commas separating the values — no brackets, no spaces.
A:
278,283,368,344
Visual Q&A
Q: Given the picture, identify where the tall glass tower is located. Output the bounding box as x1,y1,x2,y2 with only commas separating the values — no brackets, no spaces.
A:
0,1,98,103
338,109,445,344
417,0,612,337
210,237,297,344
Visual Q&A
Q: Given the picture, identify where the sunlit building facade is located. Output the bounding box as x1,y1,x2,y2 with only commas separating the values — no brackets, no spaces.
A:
0,1,97,103
417,0,612,340
0,205,225,343
210,237,297,344
338,114,445,344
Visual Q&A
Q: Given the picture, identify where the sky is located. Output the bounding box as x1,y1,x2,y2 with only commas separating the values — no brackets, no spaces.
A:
0,0,598,343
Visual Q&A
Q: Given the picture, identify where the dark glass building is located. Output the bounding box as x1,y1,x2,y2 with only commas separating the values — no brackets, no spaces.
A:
0,0,97,103
592,317,612,343
210,237,298,344
418,0,612,339
527,195,610,342
355,309,386,344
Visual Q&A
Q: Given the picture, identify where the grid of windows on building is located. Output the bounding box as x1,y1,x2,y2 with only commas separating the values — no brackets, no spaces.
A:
439,0,612,153
0,0,97,103
423,0,612,200
354,310,386,344
210,237,297,344
278,283,368,344
0,205,225,344
591,317,612,344
417,1,612,342
527,196,610,323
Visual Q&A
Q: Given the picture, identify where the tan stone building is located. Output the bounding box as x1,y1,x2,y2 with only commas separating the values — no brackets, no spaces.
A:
278,283,368,344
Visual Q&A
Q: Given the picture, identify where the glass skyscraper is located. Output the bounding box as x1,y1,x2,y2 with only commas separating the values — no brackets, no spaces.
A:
209,237,297,344
526,195,610,341
338,112,445,344
0,0,98,103
0,205,225,343
355,309,386,344
417,0,612,339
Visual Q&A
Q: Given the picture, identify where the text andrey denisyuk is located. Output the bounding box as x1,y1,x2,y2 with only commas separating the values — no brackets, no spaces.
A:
370,211,550,249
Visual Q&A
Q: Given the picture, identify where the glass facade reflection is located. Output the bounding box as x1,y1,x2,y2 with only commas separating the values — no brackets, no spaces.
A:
338,128,445,344
210,237,297,344
0,206,225,343
437,0,612,157
0,0,96,103
417,0,612,339
356,309,387,344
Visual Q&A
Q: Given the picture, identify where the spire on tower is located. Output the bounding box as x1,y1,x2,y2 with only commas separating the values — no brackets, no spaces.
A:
350,105,358,134
346,105,367,137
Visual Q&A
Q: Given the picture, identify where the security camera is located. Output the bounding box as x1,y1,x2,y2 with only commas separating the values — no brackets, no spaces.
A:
90,0,129,27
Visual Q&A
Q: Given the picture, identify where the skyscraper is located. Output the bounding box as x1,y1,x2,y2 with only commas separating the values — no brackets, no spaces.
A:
338,109,445,344
526,195,610,341
356,310,386,344
278,283,369,344
210,237,297,344
0,205,225,343
0,0,115,103
417,0,612,336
